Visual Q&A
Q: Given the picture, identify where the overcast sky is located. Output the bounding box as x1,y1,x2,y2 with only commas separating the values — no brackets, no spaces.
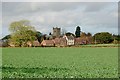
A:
1,1,118,38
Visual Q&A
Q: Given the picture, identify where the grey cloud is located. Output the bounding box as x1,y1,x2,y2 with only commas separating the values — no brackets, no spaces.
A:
2,2,118,38
3,2,114,16
2,2,82,16
2,0,119,2
84,2,114,12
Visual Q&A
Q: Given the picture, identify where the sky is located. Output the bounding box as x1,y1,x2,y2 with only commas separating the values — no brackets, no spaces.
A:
1,0,119,38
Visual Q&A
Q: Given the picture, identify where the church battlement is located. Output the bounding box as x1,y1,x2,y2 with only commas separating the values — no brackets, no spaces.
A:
53,27,61,38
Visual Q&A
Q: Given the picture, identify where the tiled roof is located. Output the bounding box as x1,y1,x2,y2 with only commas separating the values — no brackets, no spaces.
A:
43,40,54,44
75,38,85,42
66,35,74,40
33,41,40,46
53,38,60,44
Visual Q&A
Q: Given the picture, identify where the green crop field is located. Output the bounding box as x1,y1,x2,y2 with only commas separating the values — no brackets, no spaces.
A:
2,47,118,78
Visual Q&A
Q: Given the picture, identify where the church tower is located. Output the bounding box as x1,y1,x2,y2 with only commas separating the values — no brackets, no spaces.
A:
53,27,61,38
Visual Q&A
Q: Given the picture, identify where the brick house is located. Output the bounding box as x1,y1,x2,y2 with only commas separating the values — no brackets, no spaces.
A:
33,41,40,47
75,37,92,45
27,40,40,47
27,41,32,47
41,40,55,47
74,38,87,45
53,35,74,47
60,37,67,47
53,38,61,47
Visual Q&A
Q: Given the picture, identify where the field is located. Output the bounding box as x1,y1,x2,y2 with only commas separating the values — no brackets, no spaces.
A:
2,47,118,78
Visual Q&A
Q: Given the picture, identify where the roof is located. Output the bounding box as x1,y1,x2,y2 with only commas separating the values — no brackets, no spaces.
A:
75,38,85,41
33,41,40,46
42,40,54,44
74,38,87,45
53,38,60,44
66,35,74,40
60,37,66,41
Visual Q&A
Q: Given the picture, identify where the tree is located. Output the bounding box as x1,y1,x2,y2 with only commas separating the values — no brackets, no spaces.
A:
112,34,120,44
75,26,81,38
112,34,120,41
9,20,36,47
80,32,87,38
35,31,43,43
2,35,11,40
49,32,52,35
80,32,93,44
80,32,92,38
93,32,113,44
1,35,11,47
87,32,92,37
86,32,93,44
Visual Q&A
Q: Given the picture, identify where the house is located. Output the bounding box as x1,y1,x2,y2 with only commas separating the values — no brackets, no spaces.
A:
41,40,55,47
53,38,61,47
33,41,40,47
27,40,40,47
9,42,15,47
86,37,92,44
60,37,67,47
52,35,74,47
74,36,92,45
27,41,32,47
63,35,74,46
74,38,87,45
